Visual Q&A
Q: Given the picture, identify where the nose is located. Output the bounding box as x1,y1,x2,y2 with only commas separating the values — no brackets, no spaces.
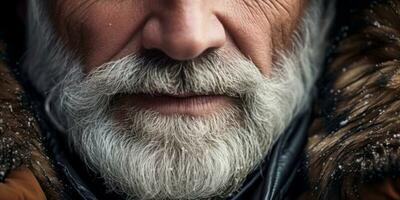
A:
142,1,226,60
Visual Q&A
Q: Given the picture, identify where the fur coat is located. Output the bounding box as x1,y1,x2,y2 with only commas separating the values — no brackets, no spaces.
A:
0,41,61,199
1,0,400,199
307,0,400,199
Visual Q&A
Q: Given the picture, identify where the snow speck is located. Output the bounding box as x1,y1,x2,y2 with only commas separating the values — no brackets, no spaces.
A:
340,119,348,126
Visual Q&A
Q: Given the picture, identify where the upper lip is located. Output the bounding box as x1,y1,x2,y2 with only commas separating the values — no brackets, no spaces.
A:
140,92,218,98
118,91,240,99
166,93,201,98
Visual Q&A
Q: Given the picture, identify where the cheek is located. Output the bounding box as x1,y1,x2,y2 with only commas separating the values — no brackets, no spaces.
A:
220,0,306,74
51,0,147,71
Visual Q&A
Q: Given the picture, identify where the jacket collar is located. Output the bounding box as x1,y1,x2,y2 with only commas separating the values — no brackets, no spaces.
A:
231,110,311,200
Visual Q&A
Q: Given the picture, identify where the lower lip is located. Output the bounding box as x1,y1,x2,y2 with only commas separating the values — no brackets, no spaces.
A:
121,94,237,116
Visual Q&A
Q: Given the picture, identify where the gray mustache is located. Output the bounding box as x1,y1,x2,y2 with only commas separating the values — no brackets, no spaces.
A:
71,51,265,98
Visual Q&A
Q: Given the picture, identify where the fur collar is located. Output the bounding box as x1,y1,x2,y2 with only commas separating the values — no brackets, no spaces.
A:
307,0,400,199
0,41,61,199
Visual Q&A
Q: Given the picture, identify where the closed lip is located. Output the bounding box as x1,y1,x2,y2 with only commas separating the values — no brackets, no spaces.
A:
118,93,238,116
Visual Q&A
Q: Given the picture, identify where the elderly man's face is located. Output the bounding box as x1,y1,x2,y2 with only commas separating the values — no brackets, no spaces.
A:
25,0,329,199
47,0,307,116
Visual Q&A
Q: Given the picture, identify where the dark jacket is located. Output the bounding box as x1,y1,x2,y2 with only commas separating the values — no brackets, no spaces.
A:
1,0,400,199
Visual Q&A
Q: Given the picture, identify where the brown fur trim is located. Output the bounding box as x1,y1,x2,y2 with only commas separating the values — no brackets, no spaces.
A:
0,42,62,199
307,0,400,199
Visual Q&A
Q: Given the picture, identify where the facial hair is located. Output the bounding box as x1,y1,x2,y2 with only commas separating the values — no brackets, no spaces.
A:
23,0,333,199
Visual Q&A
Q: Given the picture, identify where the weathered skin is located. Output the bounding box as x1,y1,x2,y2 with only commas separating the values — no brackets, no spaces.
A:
50,0,306,74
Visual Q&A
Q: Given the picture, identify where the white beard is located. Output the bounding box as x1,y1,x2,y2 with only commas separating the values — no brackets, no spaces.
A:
23,0,333,199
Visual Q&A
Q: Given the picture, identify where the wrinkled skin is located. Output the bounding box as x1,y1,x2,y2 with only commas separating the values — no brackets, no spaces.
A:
50,0,307,74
